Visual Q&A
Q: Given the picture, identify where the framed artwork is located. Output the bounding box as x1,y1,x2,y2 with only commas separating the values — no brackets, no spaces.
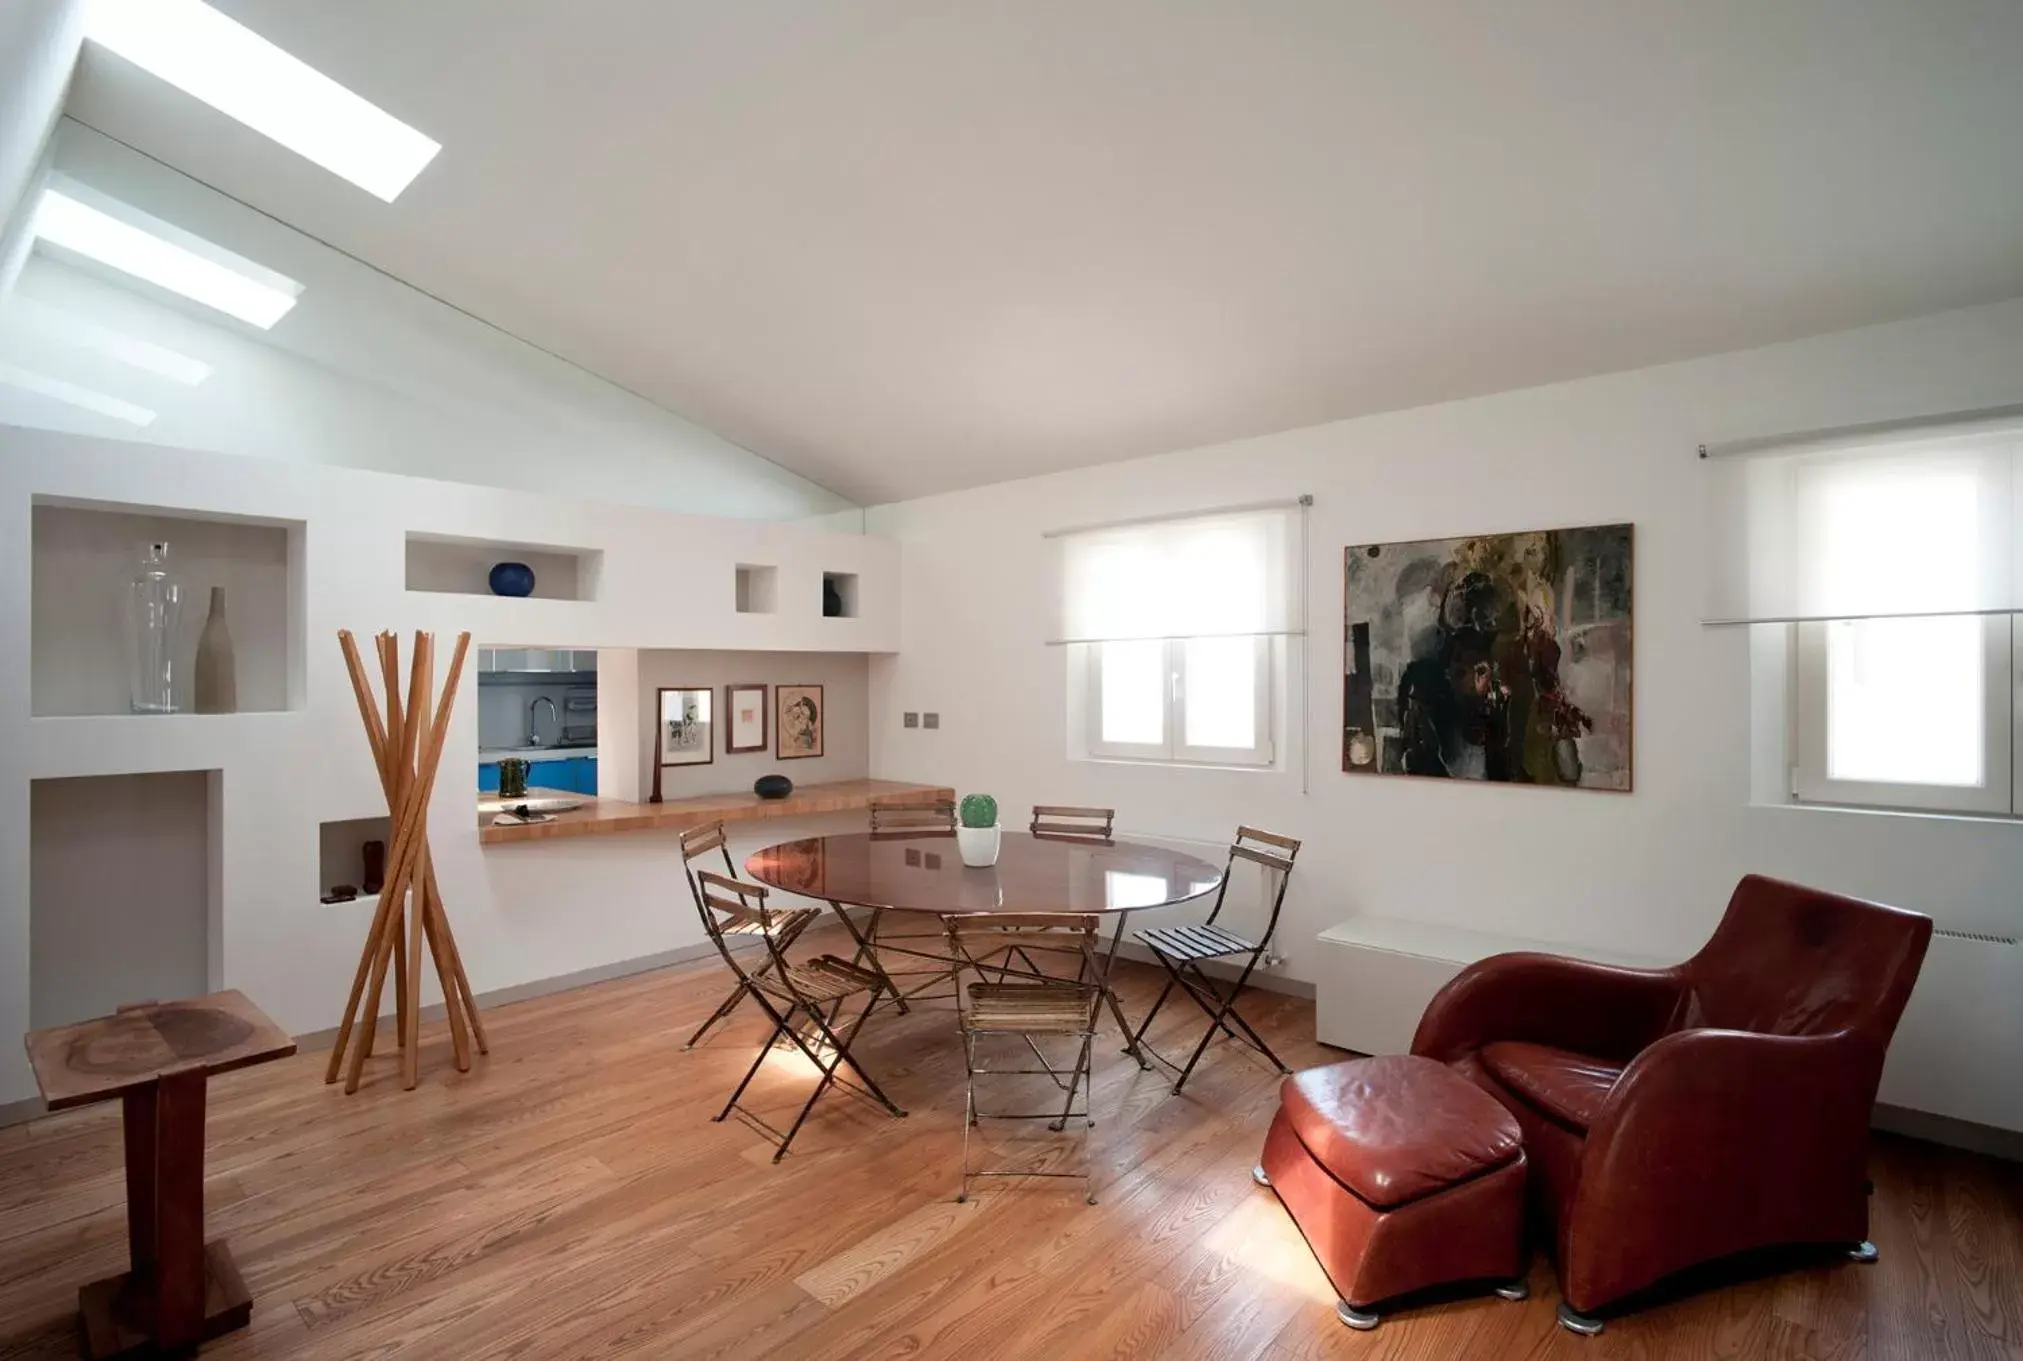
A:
776,684,824,760
648,685,712,802
1342,523,1633,791
725,683,768,754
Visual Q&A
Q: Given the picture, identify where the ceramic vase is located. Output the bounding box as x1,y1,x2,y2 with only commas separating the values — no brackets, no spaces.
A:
194,586,237,714
489,561,536,597
956,824,1002,868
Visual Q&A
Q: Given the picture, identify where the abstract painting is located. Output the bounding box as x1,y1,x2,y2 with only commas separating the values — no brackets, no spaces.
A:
1342,524,1632,791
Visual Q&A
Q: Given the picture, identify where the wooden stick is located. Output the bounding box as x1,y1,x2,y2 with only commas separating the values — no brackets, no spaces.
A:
402,633,433,1089
349,633,411,1087
325,632,402,1084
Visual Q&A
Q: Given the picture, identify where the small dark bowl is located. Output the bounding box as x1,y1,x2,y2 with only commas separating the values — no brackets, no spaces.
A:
754,774,794,800
489,561,536,597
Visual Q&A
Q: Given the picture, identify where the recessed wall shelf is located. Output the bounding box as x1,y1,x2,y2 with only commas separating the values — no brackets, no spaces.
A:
822,571,860,619
31,498,304,718
320,815,391,903
735,564,778,615
405,532,603,601
32,771,217,1029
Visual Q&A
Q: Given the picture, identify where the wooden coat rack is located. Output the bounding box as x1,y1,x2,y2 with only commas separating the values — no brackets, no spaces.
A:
325,630,488,1092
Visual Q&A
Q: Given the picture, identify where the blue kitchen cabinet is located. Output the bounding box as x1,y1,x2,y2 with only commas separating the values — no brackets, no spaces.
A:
478,761,500,793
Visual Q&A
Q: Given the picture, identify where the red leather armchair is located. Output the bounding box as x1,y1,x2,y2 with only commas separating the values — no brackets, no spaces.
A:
1411,874,1931,1334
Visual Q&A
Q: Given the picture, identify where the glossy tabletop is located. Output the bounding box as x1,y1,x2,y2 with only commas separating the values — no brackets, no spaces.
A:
745,831,1223,915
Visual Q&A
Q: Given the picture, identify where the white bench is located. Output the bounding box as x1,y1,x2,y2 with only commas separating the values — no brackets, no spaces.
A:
1314,917,1661,1057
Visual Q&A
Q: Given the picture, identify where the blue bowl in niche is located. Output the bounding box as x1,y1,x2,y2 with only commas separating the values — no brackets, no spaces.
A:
754,775,793,800
488,561,536,597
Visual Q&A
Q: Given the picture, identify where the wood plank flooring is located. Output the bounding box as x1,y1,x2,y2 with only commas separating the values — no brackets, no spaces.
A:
3,930,2021,1360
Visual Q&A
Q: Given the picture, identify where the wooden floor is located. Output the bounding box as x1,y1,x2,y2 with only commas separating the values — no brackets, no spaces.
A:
4,931,2022,1361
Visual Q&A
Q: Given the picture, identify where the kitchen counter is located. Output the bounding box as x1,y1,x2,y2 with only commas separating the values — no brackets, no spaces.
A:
477,777,954,846
479,745,598,763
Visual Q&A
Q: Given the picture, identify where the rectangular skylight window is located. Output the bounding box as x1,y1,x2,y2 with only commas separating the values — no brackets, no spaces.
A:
83,0,441,202
33,189,301,329
0,360,156,426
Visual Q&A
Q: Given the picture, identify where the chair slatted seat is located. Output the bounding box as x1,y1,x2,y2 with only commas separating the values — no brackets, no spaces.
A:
1136,922,1255,963
755,956,886,1004
1128,825,1302,1094
966,982,1100,1033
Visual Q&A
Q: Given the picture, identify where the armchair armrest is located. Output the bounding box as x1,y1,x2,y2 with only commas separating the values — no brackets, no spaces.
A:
1410,952,1682,1064
1562,1027,1882,1311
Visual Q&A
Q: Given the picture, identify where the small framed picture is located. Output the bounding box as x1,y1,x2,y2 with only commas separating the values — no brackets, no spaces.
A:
776,684,824,760
725,683,768,754
656,686,713,767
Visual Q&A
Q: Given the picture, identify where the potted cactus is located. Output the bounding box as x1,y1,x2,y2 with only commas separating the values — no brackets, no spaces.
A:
956,793,1001,868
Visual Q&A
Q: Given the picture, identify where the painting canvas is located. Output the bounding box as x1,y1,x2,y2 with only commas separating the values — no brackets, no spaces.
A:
725,683,767,753
776,683,824,760
657,686,713,767
1342,524,1632,791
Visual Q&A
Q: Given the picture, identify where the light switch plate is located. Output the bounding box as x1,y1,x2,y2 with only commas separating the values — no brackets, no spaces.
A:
903,712,919,728
923,712,940,729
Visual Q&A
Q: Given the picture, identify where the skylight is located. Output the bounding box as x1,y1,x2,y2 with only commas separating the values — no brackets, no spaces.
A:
83,0,442,202
33,188,302,330
0,360,156,426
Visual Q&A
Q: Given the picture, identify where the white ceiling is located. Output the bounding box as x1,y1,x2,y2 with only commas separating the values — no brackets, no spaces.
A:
62,0,2023,505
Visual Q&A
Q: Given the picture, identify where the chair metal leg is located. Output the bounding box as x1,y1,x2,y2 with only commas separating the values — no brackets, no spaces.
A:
1557,1302,1605,1336
1848,1240,1878,1263
836,904,910,1014
716,1002,791,1121
1251,1164,1270,1188
1494,1279,1530,1302
1127,972,1179,1055
684,978,752,1050
957,1030,976,1202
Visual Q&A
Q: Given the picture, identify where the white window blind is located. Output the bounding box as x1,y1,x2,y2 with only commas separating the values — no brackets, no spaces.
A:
1049,505,1304,645
1704,414,2023,625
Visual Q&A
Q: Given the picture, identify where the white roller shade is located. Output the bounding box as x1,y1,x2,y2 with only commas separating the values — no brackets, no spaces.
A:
1704,416,2023,625
1050,505,1303,644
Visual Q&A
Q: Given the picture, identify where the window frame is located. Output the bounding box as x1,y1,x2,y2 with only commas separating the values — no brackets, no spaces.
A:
1790,613,2015,815
1083,636,1276,768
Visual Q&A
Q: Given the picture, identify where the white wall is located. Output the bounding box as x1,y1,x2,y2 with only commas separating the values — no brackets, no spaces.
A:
0,121,851,522
0,425,900,1107
865,295,2023,1133
0,0,79,305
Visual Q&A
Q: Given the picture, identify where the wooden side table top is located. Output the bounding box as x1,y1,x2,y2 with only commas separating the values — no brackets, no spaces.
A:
24,990,296,1111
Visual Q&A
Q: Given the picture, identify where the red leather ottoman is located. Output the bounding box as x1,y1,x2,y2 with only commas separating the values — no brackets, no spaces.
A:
1255,1054,1529,1329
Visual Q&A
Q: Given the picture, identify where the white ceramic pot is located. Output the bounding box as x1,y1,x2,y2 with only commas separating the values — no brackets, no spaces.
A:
956,824,1002,868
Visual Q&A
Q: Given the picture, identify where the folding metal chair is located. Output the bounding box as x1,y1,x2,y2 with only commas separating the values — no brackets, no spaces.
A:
868,795,957,832
1128,825,1301,1093
699,870,905,1159
947,913,1104,1205
1029,804,1115,841
677,821,821,1050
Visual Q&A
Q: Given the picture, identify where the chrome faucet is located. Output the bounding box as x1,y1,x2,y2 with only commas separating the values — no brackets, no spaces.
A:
527,695,559,747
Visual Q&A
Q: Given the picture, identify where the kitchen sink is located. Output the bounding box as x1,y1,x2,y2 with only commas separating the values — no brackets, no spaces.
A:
478,795,586,815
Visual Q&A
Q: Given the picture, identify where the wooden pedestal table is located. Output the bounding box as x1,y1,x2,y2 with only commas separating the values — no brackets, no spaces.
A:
23,991,295,1359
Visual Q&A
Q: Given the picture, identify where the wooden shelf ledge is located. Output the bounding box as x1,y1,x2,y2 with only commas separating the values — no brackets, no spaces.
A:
478,777,953,846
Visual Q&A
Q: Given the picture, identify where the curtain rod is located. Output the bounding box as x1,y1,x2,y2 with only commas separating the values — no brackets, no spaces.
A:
1697,402,2023,461
1040,494,1312,540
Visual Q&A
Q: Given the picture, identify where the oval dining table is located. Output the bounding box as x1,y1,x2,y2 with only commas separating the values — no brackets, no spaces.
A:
744,830,1225,1066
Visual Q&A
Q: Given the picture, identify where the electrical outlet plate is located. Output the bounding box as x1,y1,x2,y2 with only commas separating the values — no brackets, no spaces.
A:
923,712,939,729
903,712,919,728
